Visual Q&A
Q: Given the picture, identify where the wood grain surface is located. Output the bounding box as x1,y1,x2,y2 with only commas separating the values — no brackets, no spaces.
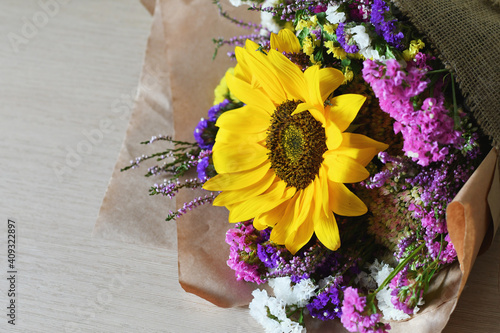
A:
0,1,498,332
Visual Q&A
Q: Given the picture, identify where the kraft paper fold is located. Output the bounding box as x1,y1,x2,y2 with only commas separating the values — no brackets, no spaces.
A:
94,0,500,331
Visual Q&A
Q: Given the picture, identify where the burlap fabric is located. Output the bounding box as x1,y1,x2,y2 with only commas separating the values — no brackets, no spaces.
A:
144,0,500,148
391,0,500,148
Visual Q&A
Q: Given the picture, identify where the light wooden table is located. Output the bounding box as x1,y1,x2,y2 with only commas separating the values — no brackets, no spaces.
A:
0,1,498,332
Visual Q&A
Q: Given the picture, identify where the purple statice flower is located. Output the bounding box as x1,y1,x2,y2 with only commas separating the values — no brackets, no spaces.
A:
269,243,341,283
225,222,266,284
194,99,231,150
193,117,213,149
256,243,281,269
348,0,371,21
307,277,343,321
196,156,210,181
362,57,462,166
370,0,404,48
227,248,265,284
336,23,360,54
313,4,328,13
195,149,213,182
389,268,422,315
341,287,391,333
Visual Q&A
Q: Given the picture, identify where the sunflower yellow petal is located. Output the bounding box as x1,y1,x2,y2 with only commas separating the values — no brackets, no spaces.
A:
212,142,268,173
227,180,290,222
267,49,306,101
253,187,296,229
203,161,271,191
328,94,366,132
286,216,314,254
215,127,267,145
269,196,297,244
325,121,343,150
328,181,368,216
324,152,370,183
317,67,344,102
239,44,286,104
336,133,389,166
314,211,341,251
215,105,270,133
291,103,326,125
284,185,316,254
270,29,301,53
225,72,275,112
213,170,276,206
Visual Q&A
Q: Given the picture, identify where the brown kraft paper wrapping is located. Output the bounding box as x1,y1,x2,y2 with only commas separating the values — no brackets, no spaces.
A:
94,0,500,331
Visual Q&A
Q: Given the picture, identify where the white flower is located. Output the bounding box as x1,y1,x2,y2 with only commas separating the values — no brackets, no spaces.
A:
249,289,284,332
368,260,423,321
350,25,371,49
325,4,346,24
249,289,307,333
229,0,242,7
359,47,386,61
269,277,316,307
260,0,280,35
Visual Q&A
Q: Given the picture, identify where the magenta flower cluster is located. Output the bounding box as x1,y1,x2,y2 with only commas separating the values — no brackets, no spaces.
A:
225,221,267,284
362,56,462,166
340,287,391,333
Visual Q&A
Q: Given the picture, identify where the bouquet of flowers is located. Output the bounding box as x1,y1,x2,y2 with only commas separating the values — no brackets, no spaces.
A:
122,0,499,332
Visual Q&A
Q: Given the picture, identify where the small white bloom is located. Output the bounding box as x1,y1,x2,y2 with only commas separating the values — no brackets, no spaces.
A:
325,4,346,24
260,0,280,35
368,260,423,321
229,0,242,7
269,277,316,307
350,25,371,49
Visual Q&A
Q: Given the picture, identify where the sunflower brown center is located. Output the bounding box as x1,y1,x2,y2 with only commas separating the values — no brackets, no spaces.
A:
266,100,328,190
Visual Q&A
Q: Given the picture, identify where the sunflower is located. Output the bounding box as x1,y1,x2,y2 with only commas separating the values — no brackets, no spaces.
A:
203,30,388,254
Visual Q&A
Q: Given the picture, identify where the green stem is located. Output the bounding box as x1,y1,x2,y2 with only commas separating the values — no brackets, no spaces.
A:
450,72,460,129
373,242,426,295
426,68,449,75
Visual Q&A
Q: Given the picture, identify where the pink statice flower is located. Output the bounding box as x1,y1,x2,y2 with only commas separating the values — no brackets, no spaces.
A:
341,287,391,333
363,56,463,166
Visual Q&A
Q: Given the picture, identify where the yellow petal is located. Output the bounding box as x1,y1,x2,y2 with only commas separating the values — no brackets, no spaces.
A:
285,186,315,254
270,29,301,53
212,141,268,173
267,49,306,101
225,73,275,113
239,44,286,104
336,133,388,166
215,127,267,145
324,152,369,183
253,187,296,230
304,66,343,107
286,216,314,254
314,211,341,251
227,180,291,222
325,121,343,150
269,196,297,244
215,105,270,133
203,161,270,191
328,181,367,216
328,94,366,132
291,102,326,125
213,170,276,206
317,67,344,102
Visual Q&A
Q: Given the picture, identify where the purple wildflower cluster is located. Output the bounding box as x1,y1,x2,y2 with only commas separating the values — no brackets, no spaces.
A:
370,0,404,48
363,56,463,166
341,287,391,333
336,22,360,54
225,221,275,284
306,276,343,320
194,99,235,181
